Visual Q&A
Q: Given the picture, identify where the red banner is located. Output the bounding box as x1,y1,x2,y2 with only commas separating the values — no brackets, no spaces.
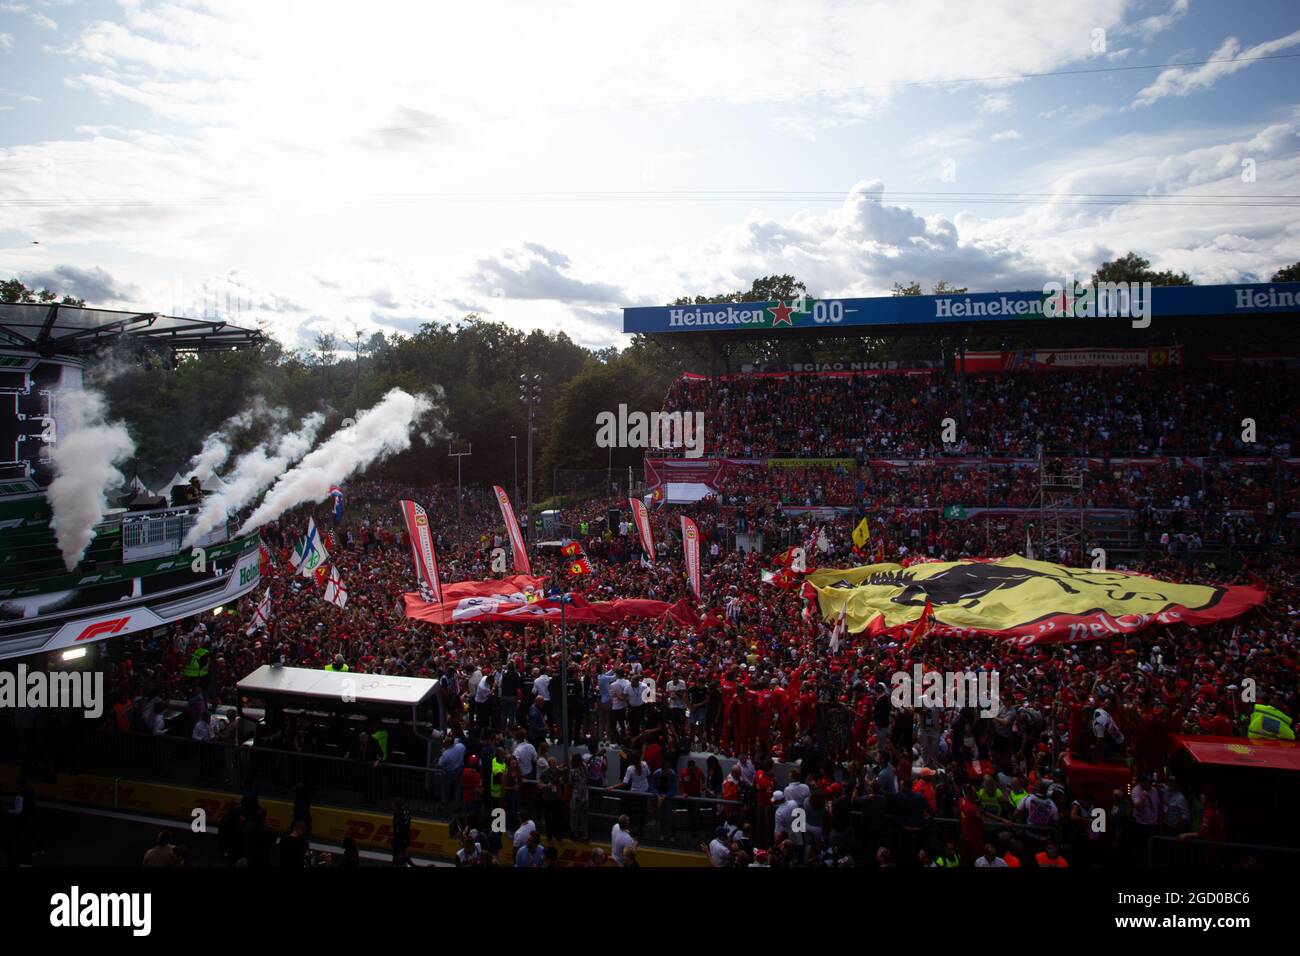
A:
681,515,701,598
629,497,655,562
402,575,698,627
492,485,531,575
397,499,442,603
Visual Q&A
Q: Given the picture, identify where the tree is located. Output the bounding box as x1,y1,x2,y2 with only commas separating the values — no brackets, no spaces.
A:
670,274,807,306
1,278,85,306
892,281,966,295
1272,263,1300,282
1091,252,1193,286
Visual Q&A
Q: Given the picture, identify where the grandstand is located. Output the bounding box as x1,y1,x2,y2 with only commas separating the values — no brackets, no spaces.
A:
632,283,1300,567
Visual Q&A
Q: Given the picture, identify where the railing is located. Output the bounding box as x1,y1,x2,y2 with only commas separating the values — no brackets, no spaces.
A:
120,505,228,562
1147,836,1300,867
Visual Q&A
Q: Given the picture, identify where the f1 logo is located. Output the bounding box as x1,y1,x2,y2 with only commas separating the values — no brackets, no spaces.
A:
76,616,130,642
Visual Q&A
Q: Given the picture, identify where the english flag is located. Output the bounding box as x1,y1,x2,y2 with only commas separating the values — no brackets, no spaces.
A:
681,515,701,599
397,499,443,603
492,485,531,575
324,565,348,609
830,602,846,653
246,588,271,636
629,496,655,563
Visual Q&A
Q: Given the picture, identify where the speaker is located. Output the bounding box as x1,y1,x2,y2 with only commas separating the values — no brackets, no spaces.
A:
607,508,620,529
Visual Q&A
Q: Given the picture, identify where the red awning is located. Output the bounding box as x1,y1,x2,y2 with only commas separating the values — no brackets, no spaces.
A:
1171,735,1300,772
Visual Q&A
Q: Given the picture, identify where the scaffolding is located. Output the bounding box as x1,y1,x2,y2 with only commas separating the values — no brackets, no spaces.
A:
1036,452,1085,565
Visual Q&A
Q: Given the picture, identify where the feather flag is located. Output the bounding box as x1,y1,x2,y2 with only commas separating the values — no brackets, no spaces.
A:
681,515,701,598
629,496,655,563
398,499,443,603
492,485,532,574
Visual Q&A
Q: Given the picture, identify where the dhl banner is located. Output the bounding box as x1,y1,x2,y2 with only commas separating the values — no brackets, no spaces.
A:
806,555,1266,646
0,766,708,867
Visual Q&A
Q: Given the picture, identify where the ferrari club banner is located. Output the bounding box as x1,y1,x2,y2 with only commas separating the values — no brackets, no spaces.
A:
402,574,698,627
806,555,1266,646
492,485,532,575
397,499,443,603
629,496,655,562
681,515,701,598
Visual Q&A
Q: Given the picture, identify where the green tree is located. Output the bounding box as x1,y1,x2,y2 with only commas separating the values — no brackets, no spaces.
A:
1091,252,1193,286
1,277,85,306
1271,262,1300,282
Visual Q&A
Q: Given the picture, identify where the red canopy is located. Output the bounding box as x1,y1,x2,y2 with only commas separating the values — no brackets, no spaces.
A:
1171,735,1300,772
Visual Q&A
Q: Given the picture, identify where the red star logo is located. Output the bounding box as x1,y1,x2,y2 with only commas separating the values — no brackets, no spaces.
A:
769,300,794,326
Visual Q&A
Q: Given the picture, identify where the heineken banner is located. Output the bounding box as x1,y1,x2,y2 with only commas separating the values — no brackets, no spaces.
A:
806,555,1266,646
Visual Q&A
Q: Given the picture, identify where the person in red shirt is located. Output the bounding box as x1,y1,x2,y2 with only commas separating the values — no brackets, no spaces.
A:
462,755,482,813
754,758,776,848
958,784,985,866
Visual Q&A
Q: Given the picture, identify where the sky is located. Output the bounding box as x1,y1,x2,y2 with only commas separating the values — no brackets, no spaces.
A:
1,0,1298,352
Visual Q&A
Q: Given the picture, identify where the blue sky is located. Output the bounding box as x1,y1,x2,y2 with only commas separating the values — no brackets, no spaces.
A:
1,0,1298,350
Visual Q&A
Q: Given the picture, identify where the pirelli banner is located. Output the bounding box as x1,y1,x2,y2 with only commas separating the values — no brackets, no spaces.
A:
806,556,1266,645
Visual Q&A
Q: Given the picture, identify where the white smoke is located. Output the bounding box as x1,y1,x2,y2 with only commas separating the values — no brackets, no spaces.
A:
237,389,433,534
186,398,288,481
182,411,325,546
46,388,136,571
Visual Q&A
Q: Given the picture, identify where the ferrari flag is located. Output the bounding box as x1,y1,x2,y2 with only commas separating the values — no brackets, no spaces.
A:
492,485,532,575
629,496,655,562
681,515,701,598
397,499,443,603
805,555,1266,645
402,575,697,627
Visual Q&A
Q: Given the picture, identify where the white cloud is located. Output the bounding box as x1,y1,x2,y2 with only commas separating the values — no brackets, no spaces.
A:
1132,0,1189,40
30,11,55,29
0,33,14,50
1132,29,1300,108
991,129,1022,141
978,93,1012,115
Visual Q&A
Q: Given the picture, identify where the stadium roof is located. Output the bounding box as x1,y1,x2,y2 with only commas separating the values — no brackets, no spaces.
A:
624,282,1300,337
0,301,264,358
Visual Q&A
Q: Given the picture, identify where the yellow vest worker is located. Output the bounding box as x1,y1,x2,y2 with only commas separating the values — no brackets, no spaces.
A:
370,729,389,760
182,646,211,678
1248,703,1295,741
490,757,506,799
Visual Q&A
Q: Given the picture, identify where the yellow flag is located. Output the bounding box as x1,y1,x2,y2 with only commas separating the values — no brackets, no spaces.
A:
852,517,870,549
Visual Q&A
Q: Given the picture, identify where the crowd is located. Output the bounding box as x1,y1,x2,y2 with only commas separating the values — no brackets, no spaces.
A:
64,362,1297,868
90,466,1299,868
661,367,1300,459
